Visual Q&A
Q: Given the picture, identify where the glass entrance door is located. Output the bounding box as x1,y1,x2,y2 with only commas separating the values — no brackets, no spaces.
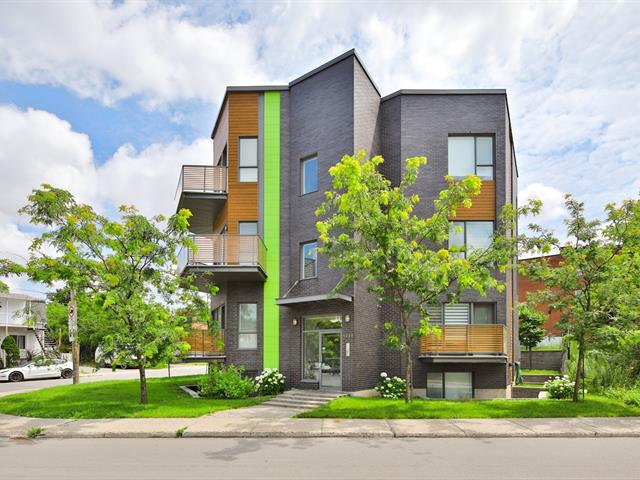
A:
320,332,341,389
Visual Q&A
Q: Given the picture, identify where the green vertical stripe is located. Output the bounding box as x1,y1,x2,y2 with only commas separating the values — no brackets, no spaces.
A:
263,91,280,369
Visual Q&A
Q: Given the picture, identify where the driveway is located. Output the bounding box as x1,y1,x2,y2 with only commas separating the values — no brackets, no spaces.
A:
0,363,207,397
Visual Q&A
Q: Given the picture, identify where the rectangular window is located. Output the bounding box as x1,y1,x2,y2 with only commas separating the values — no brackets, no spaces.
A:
238,221,258,235
426,304,443,324
212,305,225,329
448,221,493,258
448,136,494,179
11,335,26,349
427,371,473,399
301,156,318,195
473,303,495,324
239,137,258,182
444,303,470,325
238,303,257,349
301,241,318,279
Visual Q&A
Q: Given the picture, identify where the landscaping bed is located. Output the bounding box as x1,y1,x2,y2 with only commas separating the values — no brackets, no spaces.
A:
297,396,640,419
0,375,269,419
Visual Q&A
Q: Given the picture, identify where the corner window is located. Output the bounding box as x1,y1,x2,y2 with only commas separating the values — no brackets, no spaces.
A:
238,303,257,349
301,241,318,279
301,156,318,195
449,221,493,258
448,136,494,179
427,372,473,399
239,137,258,182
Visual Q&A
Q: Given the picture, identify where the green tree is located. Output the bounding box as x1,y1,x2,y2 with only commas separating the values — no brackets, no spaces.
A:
522,195,640,401
316,151,532,402
518,304,547,367
0,185,105,383
1,336,20,367
93,206,215,404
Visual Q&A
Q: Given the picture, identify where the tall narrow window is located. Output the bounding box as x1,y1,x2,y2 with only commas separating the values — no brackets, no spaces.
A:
301,241,318,279
239,137,258,182
238,303,257,349
448,136,494,179
301,156,318,194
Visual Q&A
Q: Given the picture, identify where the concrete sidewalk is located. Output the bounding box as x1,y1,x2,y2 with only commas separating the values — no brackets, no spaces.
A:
2,406,640,439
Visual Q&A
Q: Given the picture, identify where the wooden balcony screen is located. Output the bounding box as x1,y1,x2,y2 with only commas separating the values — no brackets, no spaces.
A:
420,324,506,355
186,326,224,357
187,234,266,268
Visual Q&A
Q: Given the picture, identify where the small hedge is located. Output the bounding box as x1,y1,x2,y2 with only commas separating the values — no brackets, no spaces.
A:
198,364,255,399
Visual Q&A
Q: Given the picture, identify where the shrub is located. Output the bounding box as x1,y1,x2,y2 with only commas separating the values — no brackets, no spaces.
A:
604,387,640,407
1,336,20,367
254,368,285,396
197,364,255,399
544,375,575,399
374,372,406,399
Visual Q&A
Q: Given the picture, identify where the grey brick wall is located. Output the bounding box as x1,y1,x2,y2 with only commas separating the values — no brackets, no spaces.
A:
353,59,381,157
224,281,264,377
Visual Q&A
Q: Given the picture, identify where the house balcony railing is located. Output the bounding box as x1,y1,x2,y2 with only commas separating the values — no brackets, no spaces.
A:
420,324,506,356
175,165,227,199
178,234,267,281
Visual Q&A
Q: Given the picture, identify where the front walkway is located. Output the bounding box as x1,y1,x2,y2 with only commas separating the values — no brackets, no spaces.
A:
2,405,640,439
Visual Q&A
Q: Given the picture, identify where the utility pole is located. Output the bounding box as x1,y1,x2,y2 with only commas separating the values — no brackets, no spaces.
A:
68,289,80,384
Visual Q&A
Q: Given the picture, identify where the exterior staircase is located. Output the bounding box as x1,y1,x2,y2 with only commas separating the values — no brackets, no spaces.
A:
263,389,347,409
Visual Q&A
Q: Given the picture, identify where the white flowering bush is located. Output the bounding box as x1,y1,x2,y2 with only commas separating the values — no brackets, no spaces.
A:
375,372,406,399
255,368,286,395
544,375,575,399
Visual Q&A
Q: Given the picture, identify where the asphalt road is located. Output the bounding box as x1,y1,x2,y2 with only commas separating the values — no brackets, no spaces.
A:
0,363,207,396
0,437,639,480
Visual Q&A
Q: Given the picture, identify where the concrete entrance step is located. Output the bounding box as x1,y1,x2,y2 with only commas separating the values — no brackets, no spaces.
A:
262,389,347,410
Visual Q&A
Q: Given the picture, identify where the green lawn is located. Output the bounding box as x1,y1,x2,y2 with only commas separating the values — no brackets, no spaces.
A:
0,375,268,419
531,345,564,351
297,396,640,419
522,369,561,376
516,383,546,388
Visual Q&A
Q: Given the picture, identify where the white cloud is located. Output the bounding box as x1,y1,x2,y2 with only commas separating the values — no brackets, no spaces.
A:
519,183,567,222
0,1,266,107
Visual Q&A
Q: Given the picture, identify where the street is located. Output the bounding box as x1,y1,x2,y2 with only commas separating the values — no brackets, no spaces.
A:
0,363,206,396
0,437,638,479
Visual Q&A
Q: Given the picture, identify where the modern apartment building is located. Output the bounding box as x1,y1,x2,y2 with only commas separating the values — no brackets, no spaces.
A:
175,50,519,399
0,292,47,367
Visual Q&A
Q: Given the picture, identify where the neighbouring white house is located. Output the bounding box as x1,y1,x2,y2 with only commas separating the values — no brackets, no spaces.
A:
0,292,47,367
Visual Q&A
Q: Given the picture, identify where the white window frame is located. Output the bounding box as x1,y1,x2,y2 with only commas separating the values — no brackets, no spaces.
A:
300,240,318,279
238,137,258,183
448,135,495,179
238,303,258,349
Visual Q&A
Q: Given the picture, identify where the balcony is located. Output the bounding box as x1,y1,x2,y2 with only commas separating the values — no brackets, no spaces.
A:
175,165,227,234
186,324,224,358
420,324,507,363
178,234,267,282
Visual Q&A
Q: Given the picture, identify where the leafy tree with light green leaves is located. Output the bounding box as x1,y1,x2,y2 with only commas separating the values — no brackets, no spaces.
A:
518,303,547,367
0,185,105,383
93,205,216,404
521,195,640,401
316,151,537,403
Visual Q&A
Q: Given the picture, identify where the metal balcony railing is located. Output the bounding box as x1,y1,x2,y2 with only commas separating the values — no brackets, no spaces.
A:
175,165,227,200
178,234,267,273
420,324,506,355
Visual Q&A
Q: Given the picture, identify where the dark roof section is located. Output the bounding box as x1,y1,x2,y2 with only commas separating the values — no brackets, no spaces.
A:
381,89,507,102
289,48,381,96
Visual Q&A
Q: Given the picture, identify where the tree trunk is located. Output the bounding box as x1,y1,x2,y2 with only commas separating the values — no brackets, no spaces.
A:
401,311,413,404
68,289,80,385
139,364,148,404
572,340,584,402
529,347,533,369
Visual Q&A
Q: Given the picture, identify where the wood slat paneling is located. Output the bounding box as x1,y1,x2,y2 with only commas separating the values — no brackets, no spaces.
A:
421,324,505,354
452,180,496,220
226,92,259,234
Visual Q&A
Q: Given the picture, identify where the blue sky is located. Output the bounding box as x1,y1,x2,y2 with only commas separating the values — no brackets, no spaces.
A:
0,0,638,296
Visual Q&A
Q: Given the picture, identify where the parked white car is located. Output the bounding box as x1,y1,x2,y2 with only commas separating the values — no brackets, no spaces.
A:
0,359,73,382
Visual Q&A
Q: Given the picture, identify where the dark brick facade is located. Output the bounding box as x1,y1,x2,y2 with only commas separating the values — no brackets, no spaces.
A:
204,51,518,397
